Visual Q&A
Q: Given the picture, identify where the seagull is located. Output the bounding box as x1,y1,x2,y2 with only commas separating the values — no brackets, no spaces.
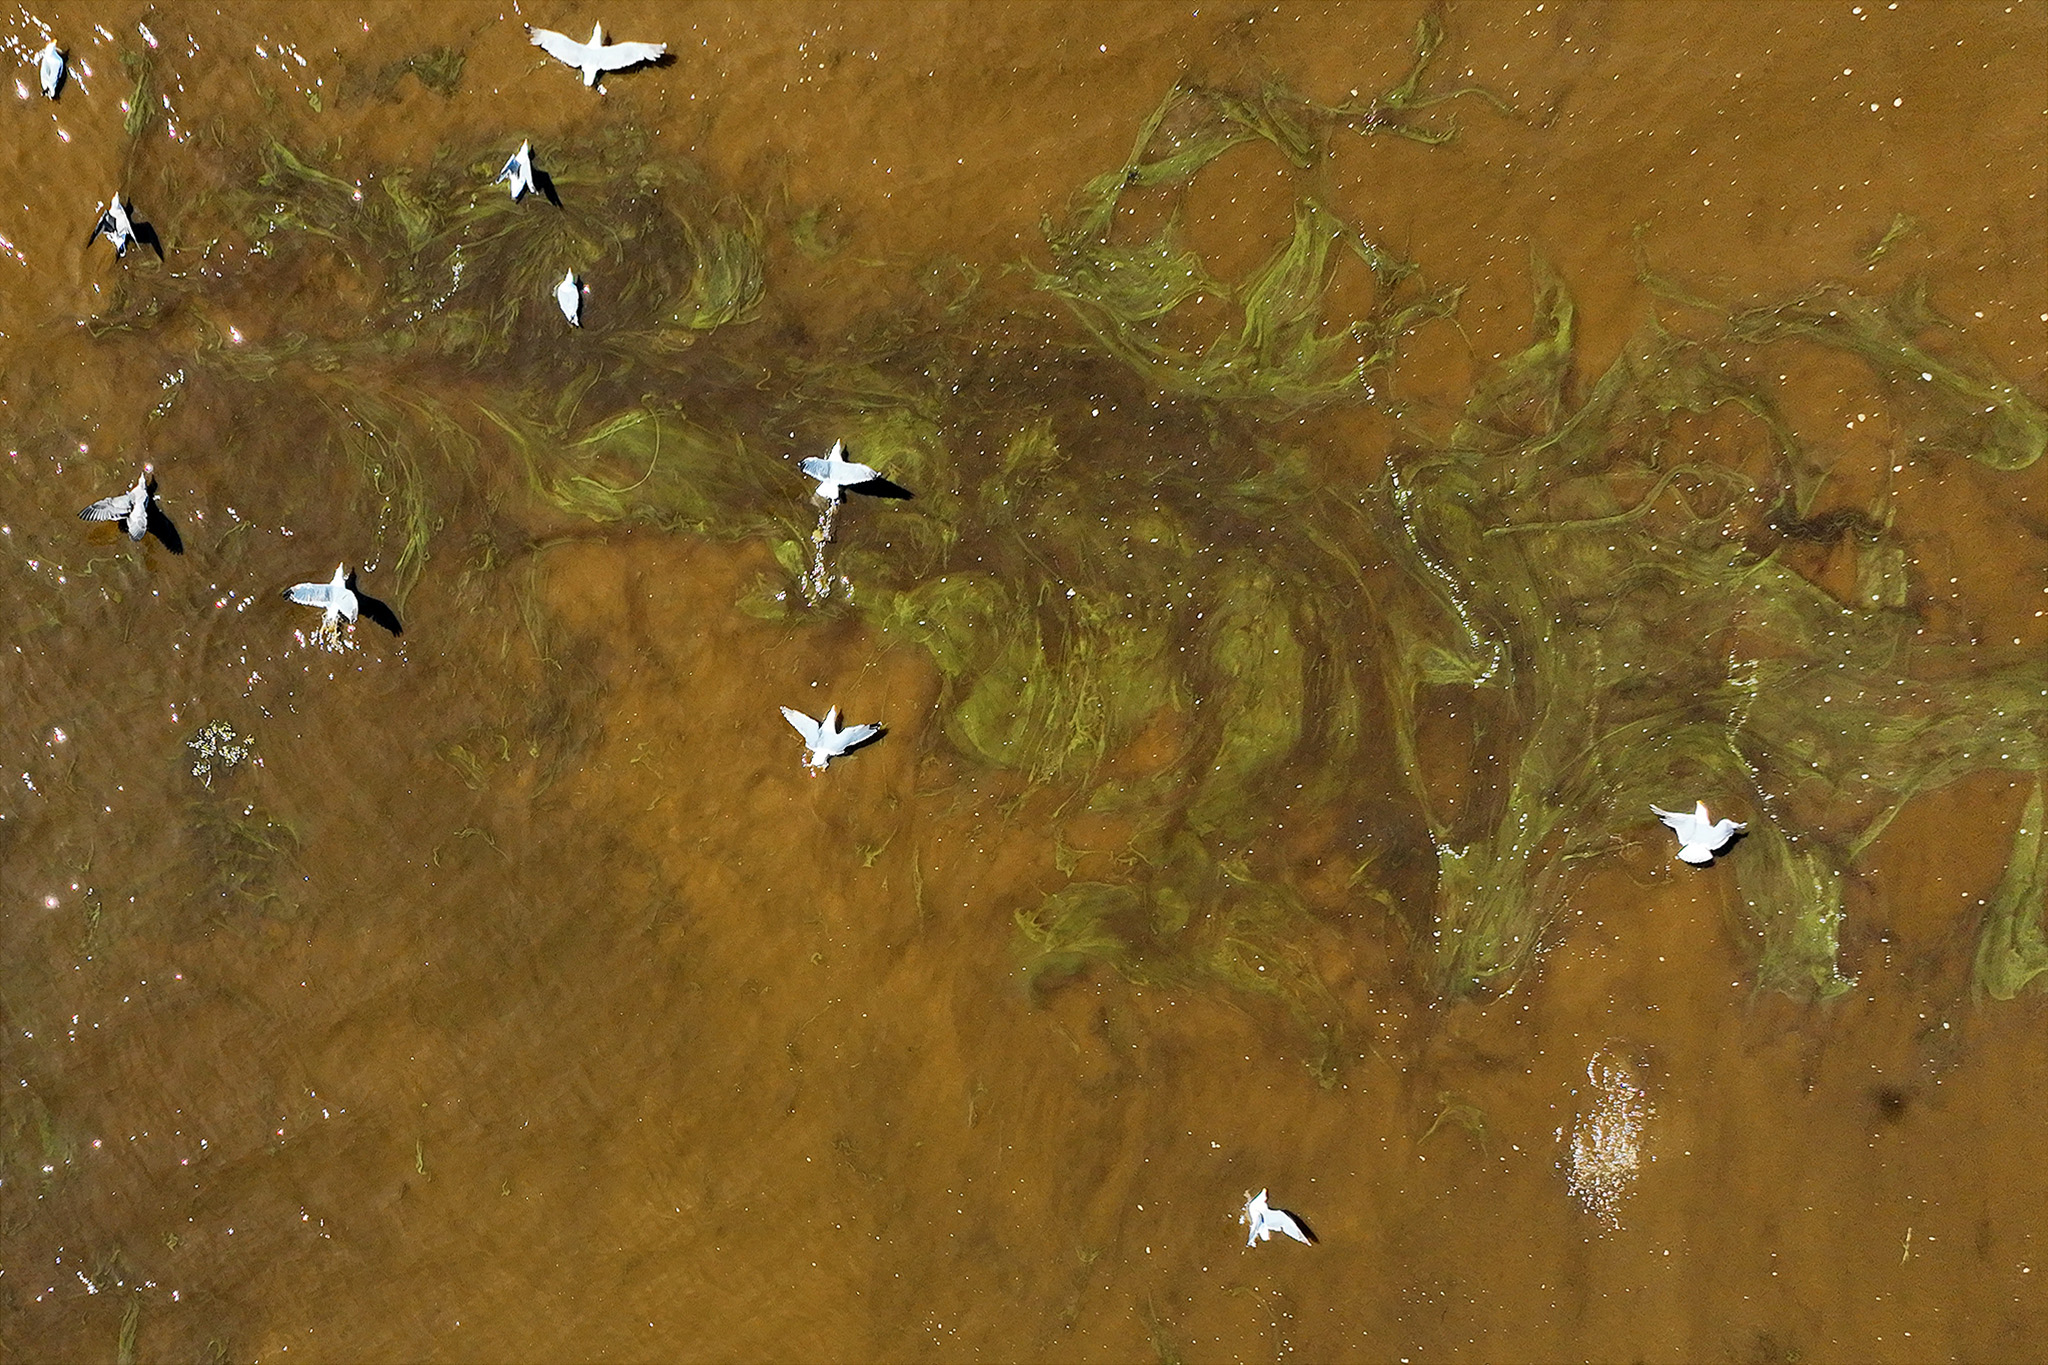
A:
556,271,583,326
283,564,360,630
1242,1190,1313,1247
36,41,65,99
87,190,137,257
799,441,880,503
1651,801,1745,865
78,471,155,542
527,22,666,88
495,140,537,201
780,705,881,771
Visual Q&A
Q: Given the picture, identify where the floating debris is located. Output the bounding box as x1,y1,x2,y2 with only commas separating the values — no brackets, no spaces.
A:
1651,801,1745,865
798,500,849,605
1565,1044,1650,1230
187,721,253,788
527,22,666,89
1241,1189,1313,1246
779,705,881,771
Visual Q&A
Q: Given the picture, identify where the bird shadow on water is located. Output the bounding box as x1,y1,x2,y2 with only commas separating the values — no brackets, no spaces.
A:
1690,827,1749,866
352,576,404,636
130,219,166,261
144,501,184,554
532,167,564,209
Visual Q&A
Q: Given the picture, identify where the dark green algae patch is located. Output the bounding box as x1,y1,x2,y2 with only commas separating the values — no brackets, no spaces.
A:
85,20,2048,1057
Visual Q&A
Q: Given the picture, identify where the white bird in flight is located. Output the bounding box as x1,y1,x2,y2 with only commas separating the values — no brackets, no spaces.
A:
36,40,65,99
528,22,666,88
496,140,537,201
1242,1190,1313,1247
78,471,155,542
284,564,360,630
87,190,137,257
556,270,583,326
799,441,880,503
780,705,881,771
1651,801,1745,865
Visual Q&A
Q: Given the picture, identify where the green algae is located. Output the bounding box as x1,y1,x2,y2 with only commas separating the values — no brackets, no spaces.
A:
94,13,2048,1039
1734,822,1855,1001
188,796,301,916
1365,269,2045,993
1973,780,2048,1001
377,46,466,99
1038,107,1462,407
120,49,157,142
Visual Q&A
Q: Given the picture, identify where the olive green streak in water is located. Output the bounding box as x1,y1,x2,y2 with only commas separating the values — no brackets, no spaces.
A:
1019,28,2047,998
1370,261,2044,994
96,18,2048,1032
1974,780,2048,1000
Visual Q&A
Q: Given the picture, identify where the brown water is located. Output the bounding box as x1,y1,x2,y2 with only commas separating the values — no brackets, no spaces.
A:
2,3,2045,1361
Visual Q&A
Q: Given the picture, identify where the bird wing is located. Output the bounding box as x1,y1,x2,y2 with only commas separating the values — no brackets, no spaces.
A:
1272,1210,1313,1244
780,707,822,746
286,580,344,608
528,27,590,67
590,39,666,71
78,489,139,522
1651,804,1709,843
838,459,881,484
827,723,881,755
799,456,832,482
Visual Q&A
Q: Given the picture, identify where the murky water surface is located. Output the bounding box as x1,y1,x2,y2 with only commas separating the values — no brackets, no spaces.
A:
2,3,2044,1361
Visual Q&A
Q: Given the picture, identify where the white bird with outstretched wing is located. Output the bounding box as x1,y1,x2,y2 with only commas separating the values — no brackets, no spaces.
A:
87,190,137,257
799,441,881,503
78,471,154,542
496,141,537,201
1651,801,1745,865
528,22,666,87
1241,1190,1313,1247
780,705,881,771
284,564,359,630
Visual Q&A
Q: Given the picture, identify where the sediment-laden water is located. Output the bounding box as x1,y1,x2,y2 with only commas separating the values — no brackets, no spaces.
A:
2,4,2043,1361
